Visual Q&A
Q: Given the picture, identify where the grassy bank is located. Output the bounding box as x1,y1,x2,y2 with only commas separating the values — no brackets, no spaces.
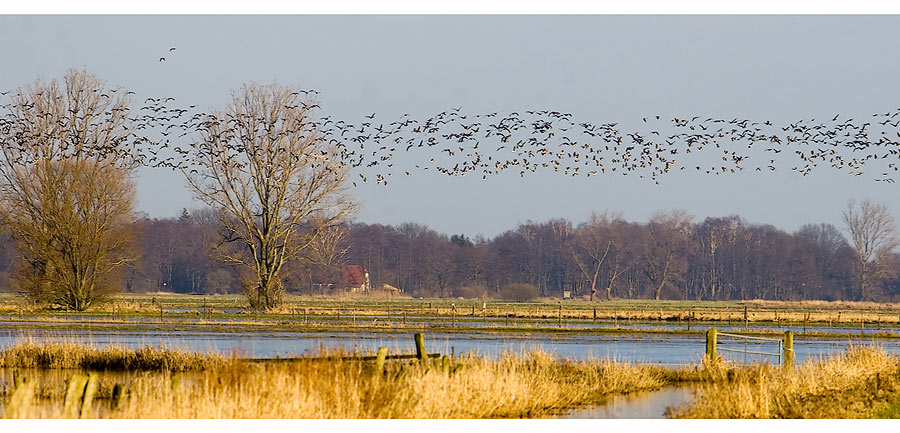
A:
3,340,900,418
0,340,226,371
672,346,900,418
0,341,698,418
4,293,900,330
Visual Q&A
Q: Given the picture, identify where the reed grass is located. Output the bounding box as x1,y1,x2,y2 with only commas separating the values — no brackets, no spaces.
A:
4,340,900,418
0,340,226,371
671,346,900,418
0,341,682,418
6,293,900,329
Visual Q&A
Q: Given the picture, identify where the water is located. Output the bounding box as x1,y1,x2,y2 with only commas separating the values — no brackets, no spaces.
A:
559,386,696,418
4,313,894,336
2,325,899,364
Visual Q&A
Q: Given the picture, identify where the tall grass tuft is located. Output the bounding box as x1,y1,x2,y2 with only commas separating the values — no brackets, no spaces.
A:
0,342,677,418
0,340,225,371
671,346,900,418
108,350,674,418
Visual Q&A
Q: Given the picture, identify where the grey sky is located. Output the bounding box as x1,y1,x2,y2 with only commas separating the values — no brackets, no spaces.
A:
2,15,899,238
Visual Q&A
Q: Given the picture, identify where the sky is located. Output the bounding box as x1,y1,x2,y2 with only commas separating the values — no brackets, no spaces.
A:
2,12,900,239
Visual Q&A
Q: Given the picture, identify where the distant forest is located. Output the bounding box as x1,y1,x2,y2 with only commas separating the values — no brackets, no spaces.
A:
2,207,899,303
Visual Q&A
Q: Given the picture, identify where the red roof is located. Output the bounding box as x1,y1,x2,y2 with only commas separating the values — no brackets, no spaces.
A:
342,265,367,287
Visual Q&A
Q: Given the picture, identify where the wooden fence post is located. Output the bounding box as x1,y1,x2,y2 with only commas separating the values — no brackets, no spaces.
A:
171,372,183,414
111,383,127,411
558,304,562,328
62,373,89,418
375,347,388,374
744,305,748,330
414,333,427,365
80,373,98,419
784,331,794,368
3,376,35,419
706,328,717,362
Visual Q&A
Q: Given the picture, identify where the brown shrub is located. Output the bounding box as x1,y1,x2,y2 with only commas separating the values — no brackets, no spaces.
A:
498,283,539,302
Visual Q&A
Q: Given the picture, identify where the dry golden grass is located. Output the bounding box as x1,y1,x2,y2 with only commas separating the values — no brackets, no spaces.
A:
0,342,679,418
0,340,226,371
5,340,900,418
115,352,673,418
743,299,900,311
672,346,900,418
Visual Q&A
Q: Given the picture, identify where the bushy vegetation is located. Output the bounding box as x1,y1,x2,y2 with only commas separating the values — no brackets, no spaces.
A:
499,283,539,301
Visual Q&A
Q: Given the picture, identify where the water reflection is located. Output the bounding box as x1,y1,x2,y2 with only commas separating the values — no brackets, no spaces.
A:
558,386,696,419
2,326,899,366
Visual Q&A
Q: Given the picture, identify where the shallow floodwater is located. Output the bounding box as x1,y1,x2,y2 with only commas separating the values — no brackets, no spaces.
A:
4,312,896,337
559,386,696,418
2,326,899,365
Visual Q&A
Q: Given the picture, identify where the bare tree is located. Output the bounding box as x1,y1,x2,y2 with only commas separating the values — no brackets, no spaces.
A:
645,209,693,300
183,83,356,309
601,219,639,301
842,199,900,300
0,70,139,310
307,223,350,267
570,211,621,301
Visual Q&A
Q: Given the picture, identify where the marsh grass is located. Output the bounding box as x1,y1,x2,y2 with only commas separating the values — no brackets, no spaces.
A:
672,346,900,418
3,340,900,418
5,293,900,330
0,341,685,418
0,340,226,371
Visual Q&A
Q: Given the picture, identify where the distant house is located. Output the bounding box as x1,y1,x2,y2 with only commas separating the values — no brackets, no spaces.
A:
342,265,370,293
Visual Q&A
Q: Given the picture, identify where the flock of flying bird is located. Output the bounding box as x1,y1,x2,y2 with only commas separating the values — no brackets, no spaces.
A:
4,77,900,188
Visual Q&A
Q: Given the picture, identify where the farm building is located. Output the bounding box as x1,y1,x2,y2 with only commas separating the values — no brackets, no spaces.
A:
342,265,370,293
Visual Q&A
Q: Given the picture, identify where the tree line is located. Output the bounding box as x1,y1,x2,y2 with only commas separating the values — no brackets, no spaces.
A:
2,201,897,303
295,201,898,303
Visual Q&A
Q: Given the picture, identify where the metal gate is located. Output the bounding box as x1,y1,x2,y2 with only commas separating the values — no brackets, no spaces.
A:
706,329,794,367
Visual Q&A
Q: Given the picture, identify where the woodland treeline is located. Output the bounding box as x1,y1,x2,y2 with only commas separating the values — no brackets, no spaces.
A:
3,207,897,303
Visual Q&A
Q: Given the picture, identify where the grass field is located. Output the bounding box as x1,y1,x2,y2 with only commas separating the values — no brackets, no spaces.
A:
672,345,900,418
0,340,688,418
2,340,900,418
2,292,900,339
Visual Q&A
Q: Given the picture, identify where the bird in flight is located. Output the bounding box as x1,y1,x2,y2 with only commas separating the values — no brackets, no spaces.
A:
159,57,166,62
169,47,177,52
